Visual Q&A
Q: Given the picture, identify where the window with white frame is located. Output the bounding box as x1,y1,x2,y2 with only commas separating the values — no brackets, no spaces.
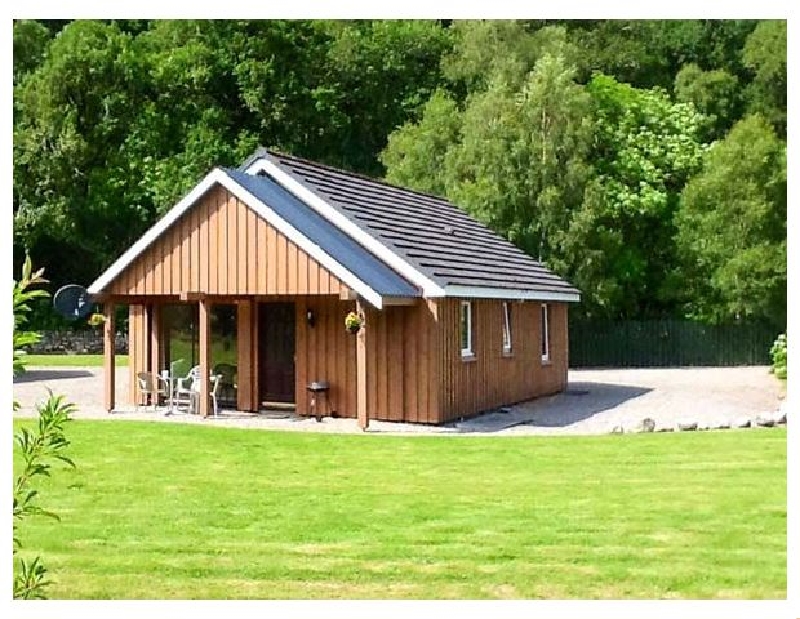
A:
460,300,473,357
541,303,550,362
502,302,512,353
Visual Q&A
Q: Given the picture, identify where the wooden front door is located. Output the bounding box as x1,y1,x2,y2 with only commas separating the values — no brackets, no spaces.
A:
258,302,296,404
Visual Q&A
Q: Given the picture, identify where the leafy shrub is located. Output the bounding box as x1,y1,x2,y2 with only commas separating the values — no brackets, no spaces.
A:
13,255,76,599
14,394,76,598
770,333,787,379
13,256,49,379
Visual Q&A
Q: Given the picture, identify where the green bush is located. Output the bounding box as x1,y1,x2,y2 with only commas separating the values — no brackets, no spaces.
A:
770,333,787,379
13,255,76,599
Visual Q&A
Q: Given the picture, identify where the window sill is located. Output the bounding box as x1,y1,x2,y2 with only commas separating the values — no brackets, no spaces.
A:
541,358,552,366
501,350,514,358
461,354,477,363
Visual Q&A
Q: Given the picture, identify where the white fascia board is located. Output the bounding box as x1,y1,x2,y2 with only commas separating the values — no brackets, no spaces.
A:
245,158,446,297
442,285,581,303
88,168,384,309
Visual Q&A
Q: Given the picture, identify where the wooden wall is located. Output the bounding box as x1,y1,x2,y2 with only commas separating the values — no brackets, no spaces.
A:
128,304,148,406
364,300,440,423
435,299,569,423
236,300,259,412
295,297,357,419
106,185,344,297
293,297,566,424
127,295,569,424
292,297,439,423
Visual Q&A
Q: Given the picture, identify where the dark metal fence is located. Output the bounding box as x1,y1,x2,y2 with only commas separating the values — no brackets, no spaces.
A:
569,319,781,368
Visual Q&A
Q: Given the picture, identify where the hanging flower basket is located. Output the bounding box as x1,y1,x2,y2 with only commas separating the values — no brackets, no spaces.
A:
345,311,362,334
87,313,106,327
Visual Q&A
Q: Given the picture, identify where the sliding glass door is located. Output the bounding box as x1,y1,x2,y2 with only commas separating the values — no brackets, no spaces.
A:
160,303,237,408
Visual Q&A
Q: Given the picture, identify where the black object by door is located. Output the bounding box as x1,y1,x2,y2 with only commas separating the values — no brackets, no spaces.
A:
258,302,296,404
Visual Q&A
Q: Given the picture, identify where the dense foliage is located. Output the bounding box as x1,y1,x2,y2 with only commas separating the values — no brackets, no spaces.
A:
13,19,786,328
675,115,786,325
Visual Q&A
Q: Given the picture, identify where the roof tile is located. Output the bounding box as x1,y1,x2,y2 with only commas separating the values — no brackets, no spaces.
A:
241,148,580,298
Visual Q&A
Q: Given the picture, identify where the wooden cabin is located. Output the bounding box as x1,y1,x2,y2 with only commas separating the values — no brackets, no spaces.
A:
89,149,581,426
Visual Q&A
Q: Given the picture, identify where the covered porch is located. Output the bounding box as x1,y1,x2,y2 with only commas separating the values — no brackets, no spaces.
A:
100,292,377,427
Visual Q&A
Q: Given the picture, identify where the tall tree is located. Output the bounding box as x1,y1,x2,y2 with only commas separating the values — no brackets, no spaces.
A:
564,19,757,90
383,44,592,266
441,21,583,96
13,20,52,84
675,63,742,141
562,75,706,318
381,89,463,198
14,21,147,287
742,20,787,137
441,53,591,263
675,114,786,326
315,20,454,175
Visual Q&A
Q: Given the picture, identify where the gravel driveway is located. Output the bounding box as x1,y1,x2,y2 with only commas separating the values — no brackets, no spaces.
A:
13,366,783,436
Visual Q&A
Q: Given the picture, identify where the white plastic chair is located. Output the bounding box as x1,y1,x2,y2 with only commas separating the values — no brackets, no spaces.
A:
136,371,167,412
190,374,221,417
173,365,201,412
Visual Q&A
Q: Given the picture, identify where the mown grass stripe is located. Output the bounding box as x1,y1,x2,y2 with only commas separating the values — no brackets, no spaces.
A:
13,421,786,599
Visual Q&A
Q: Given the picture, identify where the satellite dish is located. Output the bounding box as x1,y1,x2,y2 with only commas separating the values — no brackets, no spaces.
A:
53,284,94,319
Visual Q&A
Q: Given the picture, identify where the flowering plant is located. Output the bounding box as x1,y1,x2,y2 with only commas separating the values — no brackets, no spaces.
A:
87,313,106,327
345,311,362,334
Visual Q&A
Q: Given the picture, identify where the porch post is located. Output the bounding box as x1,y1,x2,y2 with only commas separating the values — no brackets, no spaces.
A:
149,304,162,380
356,298,368,430
236,299,257,412
198,298,211,418
103,302,116,413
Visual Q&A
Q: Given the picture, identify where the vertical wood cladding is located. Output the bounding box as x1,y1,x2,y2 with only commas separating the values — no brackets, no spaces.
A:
128,304,148,406
435,299,569,423
128,296,568,422
294,297,357,420
103,303,116,412
364,301,439,423
293,298,438,423
105,185,344,296
236,300,257,412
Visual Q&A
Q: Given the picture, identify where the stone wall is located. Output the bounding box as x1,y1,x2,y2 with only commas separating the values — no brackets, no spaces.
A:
27,330,129,355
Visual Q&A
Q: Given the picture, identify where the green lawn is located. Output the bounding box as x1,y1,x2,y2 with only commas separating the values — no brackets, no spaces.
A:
13,421,786,599
23,354,129,367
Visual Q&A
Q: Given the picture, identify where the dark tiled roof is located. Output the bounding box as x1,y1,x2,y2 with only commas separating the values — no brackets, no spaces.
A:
223,169,420,298
240,148,580,297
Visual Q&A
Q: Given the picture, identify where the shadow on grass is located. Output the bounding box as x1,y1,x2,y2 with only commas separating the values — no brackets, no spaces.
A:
13,368,94,383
